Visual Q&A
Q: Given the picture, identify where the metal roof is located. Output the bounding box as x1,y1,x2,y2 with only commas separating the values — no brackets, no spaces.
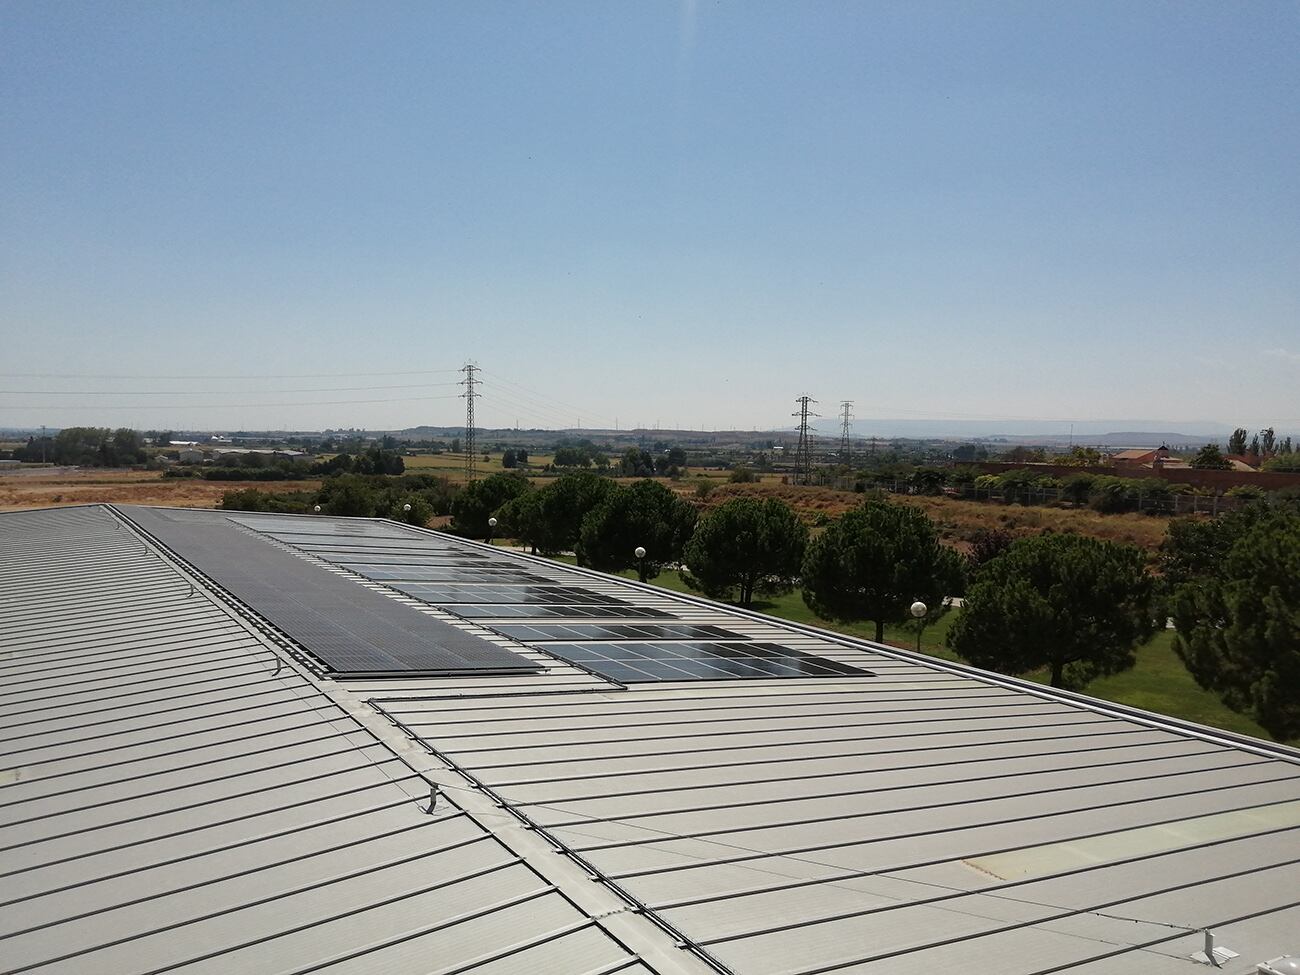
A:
4,504,1300,975
0,506,685,975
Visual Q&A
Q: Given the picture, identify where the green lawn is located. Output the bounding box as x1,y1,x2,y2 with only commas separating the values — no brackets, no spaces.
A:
530,552,1283,745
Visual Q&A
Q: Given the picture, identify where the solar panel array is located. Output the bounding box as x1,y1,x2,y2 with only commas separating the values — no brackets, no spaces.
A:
391,583,628,605
539,641,871,682
233,512,872,684
453,603,674,620
492,623,746,642
120,508,540,678
340,565,553,583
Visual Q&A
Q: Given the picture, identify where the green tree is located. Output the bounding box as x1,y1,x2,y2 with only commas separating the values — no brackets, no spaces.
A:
1228,428,1249,455
389,496,433,525
1190,443,1231,470
528,470,616,554
1058,445,1102,467
317,475,378,517
552,439,600,467
449,472,532,538
493,489,546,552
578,479,697,581
1260,427,1277,458
800,499,965,643
1171,512,1300,739
618,447,656,477
45,426,147,466
968,527,1014,567
908,467,946,495
729,465,757,483
683,497,808,606
1061,473,1096,507
355,447,404,475
1263,451,1300,473
948,533,1156,689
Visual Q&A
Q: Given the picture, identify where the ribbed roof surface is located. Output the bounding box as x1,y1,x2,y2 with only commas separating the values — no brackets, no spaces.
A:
0,506,668,975
5,504,1300,975
293,516,1300,975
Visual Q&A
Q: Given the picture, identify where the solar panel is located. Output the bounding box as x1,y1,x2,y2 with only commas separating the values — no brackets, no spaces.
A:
391,583,627,605
451,604,675,620
341,565,553,583
281,538,481,555
537,641,872,682
230,517,411,539
303,552,494,567
492,623,746,642
119,507,541,678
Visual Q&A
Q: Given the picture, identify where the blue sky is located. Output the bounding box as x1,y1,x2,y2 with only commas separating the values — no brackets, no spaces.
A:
2,2,1297,434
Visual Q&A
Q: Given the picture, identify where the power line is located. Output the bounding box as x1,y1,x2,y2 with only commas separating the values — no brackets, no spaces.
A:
0,382,464,396
486,373,596,420
0,368,462,380
481,383,580,428
480,388,578,431
0,394,464,411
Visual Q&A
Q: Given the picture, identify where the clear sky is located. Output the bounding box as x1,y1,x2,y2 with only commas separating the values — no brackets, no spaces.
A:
2,1,1297,435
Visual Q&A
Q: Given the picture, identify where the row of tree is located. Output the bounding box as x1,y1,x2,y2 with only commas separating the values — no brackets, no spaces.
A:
221,472,458,523
12,427,147,466
1226,426,1293,459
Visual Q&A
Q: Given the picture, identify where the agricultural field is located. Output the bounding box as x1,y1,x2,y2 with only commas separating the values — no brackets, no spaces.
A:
389,452,556,483
0,468,320,511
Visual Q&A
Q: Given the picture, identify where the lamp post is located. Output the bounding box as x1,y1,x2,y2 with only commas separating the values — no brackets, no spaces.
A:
487,516,497,546
634,545,647,582
910,600,928,652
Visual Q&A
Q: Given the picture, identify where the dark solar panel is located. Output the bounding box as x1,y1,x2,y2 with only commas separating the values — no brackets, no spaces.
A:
280,538,481,554
492,623,746,642
451,604,675,620
342,565,553,583
391,583,626,605
119,507,540,678
303,551,493,566
538,641,871,682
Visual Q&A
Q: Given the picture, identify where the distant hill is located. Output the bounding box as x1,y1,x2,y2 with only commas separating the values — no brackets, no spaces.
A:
809,418,1237,444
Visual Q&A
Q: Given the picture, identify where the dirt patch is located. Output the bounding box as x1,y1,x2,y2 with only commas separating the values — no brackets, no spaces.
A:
0,470,320,512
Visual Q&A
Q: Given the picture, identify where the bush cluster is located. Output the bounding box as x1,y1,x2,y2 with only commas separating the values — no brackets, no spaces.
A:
220,472,457,523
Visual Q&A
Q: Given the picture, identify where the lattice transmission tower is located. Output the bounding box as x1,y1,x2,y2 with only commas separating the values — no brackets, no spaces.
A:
459,363,481,480
792,395,819,485
838,400,854,465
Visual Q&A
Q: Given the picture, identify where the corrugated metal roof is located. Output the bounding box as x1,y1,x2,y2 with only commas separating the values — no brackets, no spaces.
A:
271,513,1300,975
0,506,680,975
6,504,1300,975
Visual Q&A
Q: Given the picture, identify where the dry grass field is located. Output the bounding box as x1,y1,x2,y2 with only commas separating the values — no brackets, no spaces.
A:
3,462,1171,553
688,480,1171,552
0,470,320,512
